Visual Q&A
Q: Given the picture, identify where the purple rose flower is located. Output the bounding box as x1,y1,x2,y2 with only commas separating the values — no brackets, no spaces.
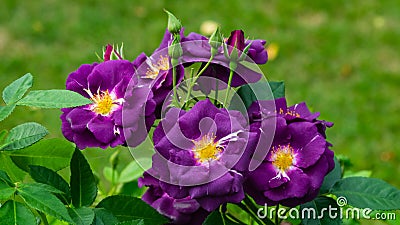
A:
133,30,185,117
245,98,335,207
144,99,255,212
139,171,209,225
61,60,155,149
181,30,268,94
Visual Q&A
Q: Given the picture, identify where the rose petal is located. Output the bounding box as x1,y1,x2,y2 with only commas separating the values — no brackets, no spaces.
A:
87,116,116,144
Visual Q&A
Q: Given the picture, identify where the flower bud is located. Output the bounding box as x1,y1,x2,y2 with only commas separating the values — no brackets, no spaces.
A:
164,10,182,35
209,26,223,57
227,30,245,55
103,44,113,61
168,36,183,66
101,44,124,61
223,30,252,62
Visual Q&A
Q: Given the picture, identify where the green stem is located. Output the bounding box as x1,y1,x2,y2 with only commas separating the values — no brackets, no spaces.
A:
185,57,213,103
38,211,49,225
214,79,219,106
237,202,266,225
196,57,213,79
223,61,237,106
172,64,181,108
184,68,195,109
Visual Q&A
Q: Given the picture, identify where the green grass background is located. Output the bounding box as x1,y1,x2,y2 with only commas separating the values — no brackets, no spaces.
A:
0,0,399,192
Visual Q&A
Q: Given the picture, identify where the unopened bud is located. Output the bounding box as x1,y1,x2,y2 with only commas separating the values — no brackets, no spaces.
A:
168,36,183,64
209,26,223,57
164,9,182,34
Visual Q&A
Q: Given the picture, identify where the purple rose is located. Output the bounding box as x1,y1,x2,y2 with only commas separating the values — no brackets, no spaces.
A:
245,98,335,207
132,30,185,118
139,171,209,225
61,60,155,149
144,99,255,212
181,30,268,94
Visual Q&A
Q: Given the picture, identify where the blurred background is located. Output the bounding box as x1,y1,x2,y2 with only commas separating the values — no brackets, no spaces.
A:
0,0,399,193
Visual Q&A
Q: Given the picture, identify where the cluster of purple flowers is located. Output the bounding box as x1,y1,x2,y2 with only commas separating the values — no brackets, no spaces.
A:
61,27,334,225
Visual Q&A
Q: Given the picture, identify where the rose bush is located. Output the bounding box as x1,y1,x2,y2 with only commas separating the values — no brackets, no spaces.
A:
0,10,399,225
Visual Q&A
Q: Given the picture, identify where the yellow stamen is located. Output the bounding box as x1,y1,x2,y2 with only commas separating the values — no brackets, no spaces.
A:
192,134,222,163
89,90,120,116
272,145,294,172
145,55,170,79
277,108,300,118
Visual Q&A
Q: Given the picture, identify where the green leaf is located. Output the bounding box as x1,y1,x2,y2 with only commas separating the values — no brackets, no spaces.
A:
0,169,14,186
20,183,65,194
70,148,97,207
17,90,92,108
343,170,372,178
17,183,73,223
0,200,36,225
0,153,26,181
0,130,7,143
235,81,285,109
0,122,48,151
103,166,118,183
47,216,70,225
120,181,146,197
300,196,342,225
2,73,33,105
203,211,225,225
269,81,285,99
10,138,74,172
96,195,168,224
68,207,95,225
118,160,146,183
116,220,145,225
330,177,400,210
0,104,16,122
29,165,71,204
0,182,15,201
203,210,239,225
320,156,341,194
92,208,119,225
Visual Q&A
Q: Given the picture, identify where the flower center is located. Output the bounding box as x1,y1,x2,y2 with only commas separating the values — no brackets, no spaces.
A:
145,55,170,79
271,145,294,172
84,89,123,116
192,134,222,163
